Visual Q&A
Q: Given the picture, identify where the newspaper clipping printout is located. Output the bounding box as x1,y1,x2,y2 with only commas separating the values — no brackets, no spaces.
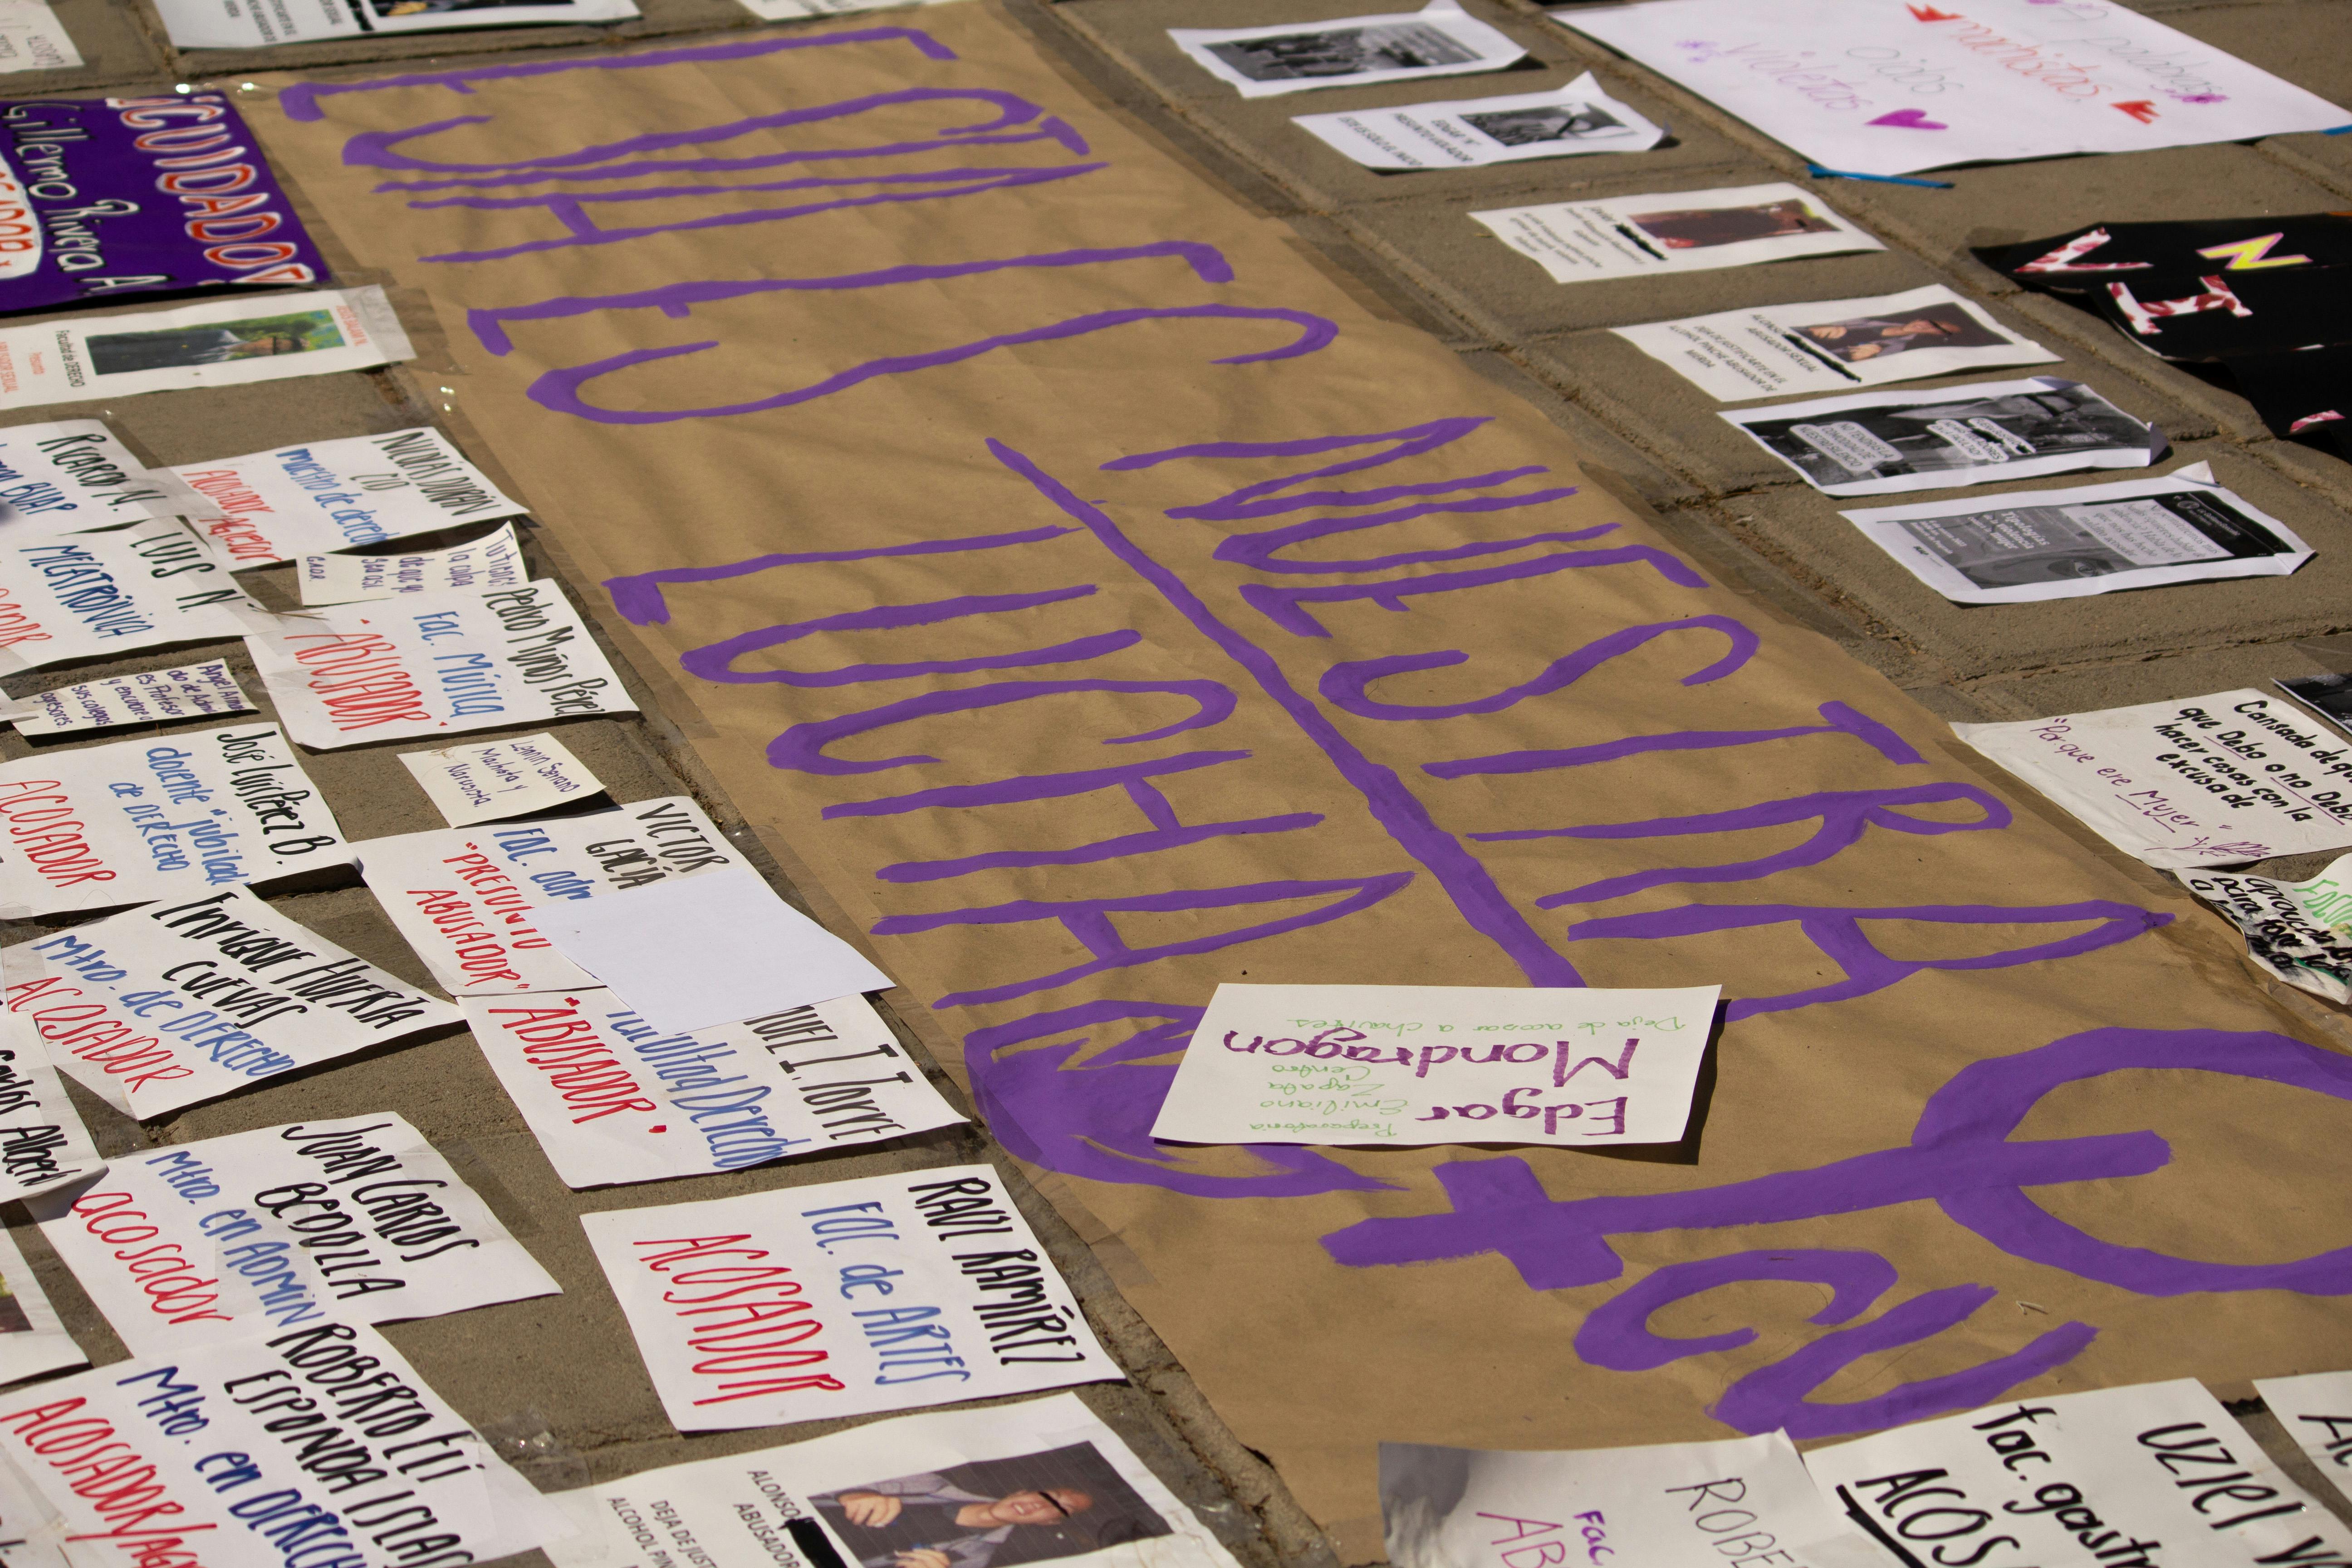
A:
0,286,410,410
154,0,637,49
1152,984,1720,1148
30,1115,556,1350
0,421,201,539
1805,1381,2352,1567
1613,284,2058,402
1471,182,1881,284
299,521,529,605
1563,0,2350,177
176,426,524,569
239,581,637,749
1842,462,2309,604
0,1220,84,1387
0,723,350,918
582,1165,1116,1430
0,1320,572,1568
0,1009,103,1202
1292,73,1663,170
357,796,738,995
0,520,257,675
1,659,252,736
2175,853,2352,1003
461,985,962,1187
1383,1434,1885,1568
544,1393,1241,1568
6,886,462,1117
0,94,326,315
2253,1372,2352,1507
733,0,962,20
1169,1,1524,99
1721,377,2163,496
1953,689,2352,868
2279,672,2352,740
399,730,598,826
0,1,76,73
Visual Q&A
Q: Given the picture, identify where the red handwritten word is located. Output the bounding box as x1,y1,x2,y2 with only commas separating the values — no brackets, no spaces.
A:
63,1190,231,1326
0,1391,223,1568
0,779,113,888
283,631,432,732
630,1233,839,1405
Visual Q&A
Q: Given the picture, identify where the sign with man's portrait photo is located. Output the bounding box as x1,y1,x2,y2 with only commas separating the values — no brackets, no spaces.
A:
0,287,411,410
1473,181,1882,284
1169,1,1524,99
1291,74,1665,171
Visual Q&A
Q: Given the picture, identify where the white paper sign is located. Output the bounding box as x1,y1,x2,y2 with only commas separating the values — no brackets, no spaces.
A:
0,520,257,675
2,659,253,737
0,0,77,72
0,421,192,539
1152,983,1721,1147
1722,377,2161,496
1473,181,1880,284
544,1392,1240,1568
298,520,529,605
399,730,599,826
154,0,637,48
0,287,410,410
0,1224,82,1390
1384,1433,1886,1568
582,1165,1114,1430
1293,73,1664,169
1807,1380,2352,1567
357,796,740,995
1565,0,2349,177
178,427,524,569
1954,690,2352,868
6,886,462,1117
0,1011,103,1202
2254,1372,2352,1507
734,0,962,18
538,865,894,1033
0,723,351,919
2179,855,2352,1003
462,986,963,1187
1171,1,1524,98
239,581,636,749
1843,463,2310,603
0,1320,570,1568
31,1115,555,1352
1614,284,2059,402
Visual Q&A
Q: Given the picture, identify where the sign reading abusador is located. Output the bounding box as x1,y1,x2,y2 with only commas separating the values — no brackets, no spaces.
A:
176,426,524,568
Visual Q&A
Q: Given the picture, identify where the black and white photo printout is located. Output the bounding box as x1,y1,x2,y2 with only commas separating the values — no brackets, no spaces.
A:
1151,983,1721,1147
1721,377,2163,496
1614,284,2058,401
1168,1,1524,99
1291,74,1663,170
1841,463,2308,603
1471,182,1881,284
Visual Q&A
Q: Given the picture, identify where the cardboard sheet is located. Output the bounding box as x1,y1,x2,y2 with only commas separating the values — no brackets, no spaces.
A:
0,286,408,410
462,986,963,1185
543,1393,1240,1568
356,796,740,995
0,519,258,674
582,1164,1114,1429
1170,1,1523,98
6,887,461,1117
299,520,529,604
178,426,524,569
30,1114,556,1350
1152,983,1720,1147
1,658,254,736
399,729,598,824
1472,182,1880,284
239,581,635,748
1293,74,1663,170
1954,690,2352,867
1563,0,2349,177
1615,284,2060,402
0,722,350,918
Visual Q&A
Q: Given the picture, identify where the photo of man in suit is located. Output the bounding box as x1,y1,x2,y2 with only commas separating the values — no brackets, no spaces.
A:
812,1443,1171,1568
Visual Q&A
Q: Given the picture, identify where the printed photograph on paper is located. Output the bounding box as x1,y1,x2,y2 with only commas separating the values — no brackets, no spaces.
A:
154,0,636,47
1460,102,1627,146
1627,196,1838,250
1472,181,1879,285
1170,2,1524,99
1723,378,2161,496
2279,672,2352,735
1790,300,2007,366
812,1444,1173,1568
1291,74,1664,171
0,288,409,409
86,308,342,377
1843,463,2308,604
1614,285,2052,400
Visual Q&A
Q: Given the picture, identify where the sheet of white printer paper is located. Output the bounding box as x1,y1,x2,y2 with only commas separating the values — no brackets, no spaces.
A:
298,521,528,605
0,288,409,412
1170,1,1523,99
536,865,893,1033
732,0,962,19
0,1220,83,1388
0,1009,105,1205
178,427,524,569
1471,181,1880,283
152,0,636,49
399,731,600,826
1,659,253,736
2176,853,2352,1004
0,520,259,675
0,420,197,539
1292,73,1662,169
2254,1372,2352,1507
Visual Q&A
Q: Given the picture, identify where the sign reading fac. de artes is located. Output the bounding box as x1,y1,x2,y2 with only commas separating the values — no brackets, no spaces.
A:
0,94,326,314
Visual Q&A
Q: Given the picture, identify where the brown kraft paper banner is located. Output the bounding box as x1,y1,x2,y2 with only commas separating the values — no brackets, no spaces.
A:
247,9,2352,1554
